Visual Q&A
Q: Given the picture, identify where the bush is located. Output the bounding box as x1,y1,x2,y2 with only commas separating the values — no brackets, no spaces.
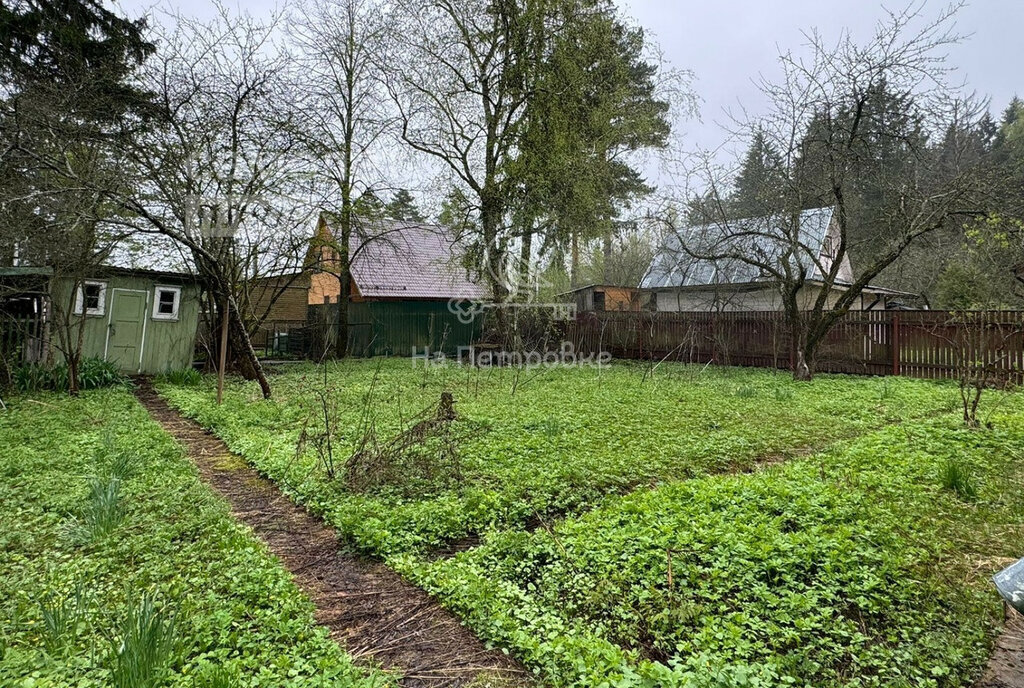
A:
13,358,124,393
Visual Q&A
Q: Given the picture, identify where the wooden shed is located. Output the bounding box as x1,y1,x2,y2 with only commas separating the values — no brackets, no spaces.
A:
48,266,201,374
561,284,650,313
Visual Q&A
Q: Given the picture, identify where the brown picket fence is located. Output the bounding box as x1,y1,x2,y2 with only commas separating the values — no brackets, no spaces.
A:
565,310,1024,382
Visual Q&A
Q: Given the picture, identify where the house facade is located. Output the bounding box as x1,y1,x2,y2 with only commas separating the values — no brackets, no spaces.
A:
561,284,649,313
641,207,917,312
249,213,490,356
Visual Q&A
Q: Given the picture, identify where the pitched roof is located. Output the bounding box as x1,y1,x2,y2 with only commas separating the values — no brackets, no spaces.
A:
326,217,489,300
641,207,847,289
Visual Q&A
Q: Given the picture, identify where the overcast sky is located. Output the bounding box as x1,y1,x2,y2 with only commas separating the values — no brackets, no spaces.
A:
115,0,1023,192
626,0,1022,154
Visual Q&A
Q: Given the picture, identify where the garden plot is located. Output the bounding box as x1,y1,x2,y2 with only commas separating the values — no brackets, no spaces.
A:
405,407,1024,686
157,359,957,558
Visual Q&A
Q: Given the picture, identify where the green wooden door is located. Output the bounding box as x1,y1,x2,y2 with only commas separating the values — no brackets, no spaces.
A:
106,290,147,372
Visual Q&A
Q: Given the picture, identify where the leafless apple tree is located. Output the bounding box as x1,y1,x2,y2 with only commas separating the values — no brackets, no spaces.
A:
661,3,992,380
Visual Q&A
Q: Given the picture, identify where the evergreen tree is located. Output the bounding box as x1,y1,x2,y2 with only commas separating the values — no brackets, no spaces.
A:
385,188,425,222
731,130,787,217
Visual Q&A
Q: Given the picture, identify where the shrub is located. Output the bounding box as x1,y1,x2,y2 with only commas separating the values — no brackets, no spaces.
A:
157,368,202,387
78,358,124,390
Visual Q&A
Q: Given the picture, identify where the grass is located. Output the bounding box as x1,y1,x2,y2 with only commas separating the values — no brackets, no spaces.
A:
155,359,1024,688
0,387,390,687
157,359,958,557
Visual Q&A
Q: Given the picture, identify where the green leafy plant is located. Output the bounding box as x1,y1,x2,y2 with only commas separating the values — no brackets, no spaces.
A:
773,387,795,402
13,358,123,393
107,594,179,688
37,585,90,654
734,384,757,398
191,662,241,688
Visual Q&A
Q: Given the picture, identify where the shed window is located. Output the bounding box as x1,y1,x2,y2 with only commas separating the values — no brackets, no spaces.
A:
593,291,606,312
152,286,181,321
74,281,107,317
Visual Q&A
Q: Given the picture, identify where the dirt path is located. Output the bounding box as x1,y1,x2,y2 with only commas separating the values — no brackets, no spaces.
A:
979,608,1024,688
133,381,527,688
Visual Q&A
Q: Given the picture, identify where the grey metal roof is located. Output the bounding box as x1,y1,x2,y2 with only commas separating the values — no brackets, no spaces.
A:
641,207,836,289
346,219,490,300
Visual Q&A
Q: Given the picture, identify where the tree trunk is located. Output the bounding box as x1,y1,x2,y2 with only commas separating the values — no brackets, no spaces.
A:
793,349,813,381
602,229,612,283
519,228,533,295
335,272,350,358
570,230,579,288
225,295,271,398
67,353,80,396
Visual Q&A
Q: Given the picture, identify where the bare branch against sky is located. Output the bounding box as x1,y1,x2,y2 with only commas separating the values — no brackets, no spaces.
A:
117,0,1022,186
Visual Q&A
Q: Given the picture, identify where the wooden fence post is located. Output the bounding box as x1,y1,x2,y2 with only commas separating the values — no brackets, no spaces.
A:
891,313,901,376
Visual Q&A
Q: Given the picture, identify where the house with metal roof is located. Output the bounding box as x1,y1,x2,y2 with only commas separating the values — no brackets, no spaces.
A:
641,207,918,312
249,214,489,357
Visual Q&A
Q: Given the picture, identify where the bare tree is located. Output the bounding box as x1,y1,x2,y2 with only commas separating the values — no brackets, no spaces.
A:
382,0,535,305
664,3,989,380
116,5,313,398
290,0,395,357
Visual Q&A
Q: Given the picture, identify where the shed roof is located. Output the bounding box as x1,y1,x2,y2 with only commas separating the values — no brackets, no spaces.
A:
324,217,489,301
642,207,837,289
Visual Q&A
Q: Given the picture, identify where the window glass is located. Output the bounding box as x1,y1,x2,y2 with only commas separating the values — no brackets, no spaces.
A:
83,284,101,311
76,281,106,316
157,290,176,314
153,286,181,320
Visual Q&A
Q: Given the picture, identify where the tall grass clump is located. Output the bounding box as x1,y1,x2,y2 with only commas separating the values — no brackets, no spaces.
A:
157,368,202,387
108,594,179,688
735,384,757,398
940,458,979,501
74,477,125,542
773,387,795,402
37,584,90,653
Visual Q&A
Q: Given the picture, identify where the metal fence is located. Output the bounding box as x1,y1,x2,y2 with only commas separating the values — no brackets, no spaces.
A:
250,320,312,359
566,310,1024,382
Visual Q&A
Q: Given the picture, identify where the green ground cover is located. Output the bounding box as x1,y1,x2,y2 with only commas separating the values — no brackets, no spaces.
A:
0,388,389,688
157,359,958,557
157,360,1024,688
404,407,1024,686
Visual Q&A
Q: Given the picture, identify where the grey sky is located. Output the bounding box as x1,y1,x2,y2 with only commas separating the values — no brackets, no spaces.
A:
116,0,1022,188
625,0,1022,154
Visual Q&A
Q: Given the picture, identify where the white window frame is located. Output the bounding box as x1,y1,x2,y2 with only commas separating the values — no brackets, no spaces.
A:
152,285,182,321
74,281,107,317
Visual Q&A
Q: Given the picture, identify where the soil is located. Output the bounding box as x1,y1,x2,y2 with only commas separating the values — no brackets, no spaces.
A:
132,380,527,688
980,607,1024,688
